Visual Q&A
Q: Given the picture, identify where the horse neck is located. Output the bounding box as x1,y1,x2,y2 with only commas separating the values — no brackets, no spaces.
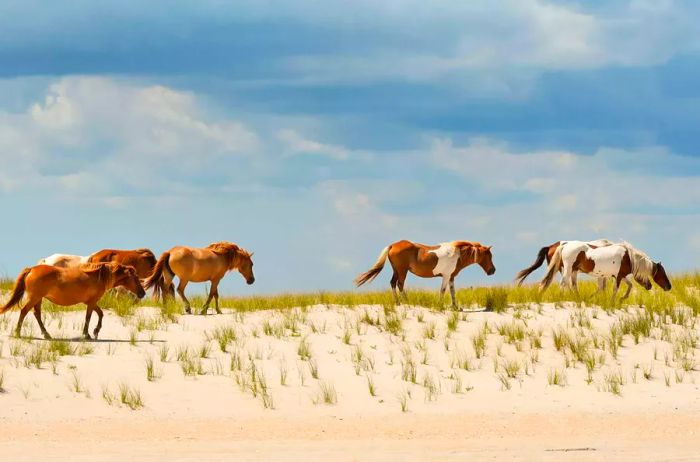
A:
457,247,479,270
625,246,653,281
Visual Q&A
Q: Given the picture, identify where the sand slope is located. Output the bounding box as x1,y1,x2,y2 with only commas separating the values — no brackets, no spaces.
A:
1,302,699,460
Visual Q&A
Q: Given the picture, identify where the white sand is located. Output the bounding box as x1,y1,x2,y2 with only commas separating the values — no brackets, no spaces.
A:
1,302,699,461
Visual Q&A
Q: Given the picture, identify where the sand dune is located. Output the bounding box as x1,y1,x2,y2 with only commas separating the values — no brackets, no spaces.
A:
1,302,699,460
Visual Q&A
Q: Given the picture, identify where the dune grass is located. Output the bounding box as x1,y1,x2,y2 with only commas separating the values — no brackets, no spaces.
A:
2,273,699,319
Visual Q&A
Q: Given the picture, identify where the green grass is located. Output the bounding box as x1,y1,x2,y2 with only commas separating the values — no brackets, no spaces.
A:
3,273,700,320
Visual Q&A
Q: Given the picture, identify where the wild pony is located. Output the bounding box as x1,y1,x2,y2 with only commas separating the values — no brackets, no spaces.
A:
354,240,496,308
145,241,255,314
540,241,671,302
515,239,614,286
87,248,157,280
0,262,145,339
37,253,88,268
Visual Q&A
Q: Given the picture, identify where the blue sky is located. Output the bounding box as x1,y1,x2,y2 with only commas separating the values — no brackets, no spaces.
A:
1,0,700,294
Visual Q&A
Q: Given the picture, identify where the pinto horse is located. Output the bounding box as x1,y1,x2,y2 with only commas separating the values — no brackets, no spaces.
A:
540,241,671,302
37,253,88,268
354,240,496,308
87,248,157,280
0,262,145,339
515,239,614,286
145,241,255,315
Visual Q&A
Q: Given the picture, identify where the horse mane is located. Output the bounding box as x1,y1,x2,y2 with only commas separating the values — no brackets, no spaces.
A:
619,241,654,284
80,262,116,286
206,241,251,267
134,248,155,258
452,241,483,261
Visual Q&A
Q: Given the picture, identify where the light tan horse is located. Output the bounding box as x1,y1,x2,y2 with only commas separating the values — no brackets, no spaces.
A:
0,263,145,339
37,253,88,268
87,248,157,280
145,241,255,315
354,240,496,308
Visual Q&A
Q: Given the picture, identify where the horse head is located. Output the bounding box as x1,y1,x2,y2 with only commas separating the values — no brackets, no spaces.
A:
478,245,496,276
460,243,495,276
236,250,255,285
652,262,672,291
112,264,146,298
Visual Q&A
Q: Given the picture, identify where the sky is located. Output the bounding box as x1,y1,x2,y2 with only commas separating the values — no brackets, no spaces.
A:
1,0,700,294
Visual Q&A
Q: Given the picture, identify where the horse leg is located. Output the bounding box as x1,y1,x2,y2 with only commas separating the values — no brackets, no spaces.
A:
449,278,458,310
396,269,409,304
390,271,400,304
202,279,222,315
32,301,52,340
177,279,192,314
82,304,94,340
15,299,38,338
93,305,105,338
621,277,633,300
439,276,448,305
594,277,607,295
571,271,581,297
610,279,621,305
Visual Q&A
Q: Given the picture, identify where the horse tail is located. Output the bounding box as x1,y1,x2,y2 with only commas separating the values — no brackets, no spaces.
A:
144,251,173,300
515,243,557,286
0,267,31,314
354,246,390,287
540,244,564,291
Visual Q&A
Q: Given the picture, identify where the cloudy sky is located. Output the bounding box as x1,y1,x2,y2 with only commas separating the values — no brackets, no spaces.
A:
1,0,699,294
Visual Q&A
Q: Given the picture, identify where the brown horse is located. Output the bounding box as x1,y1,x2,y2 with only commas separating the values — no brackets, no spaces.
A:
515,239,614,286
354,240,496,308
0,263,145,339
87,248,157,280
145,241,255,315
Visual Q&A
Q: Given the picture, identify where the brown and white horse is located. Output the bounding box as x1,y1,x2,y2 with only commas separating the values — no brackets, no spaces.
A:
87,248,157,280
515,239,614,286
0,262,145,339
145,241,255,315
354,240,496,308
37,253,89,268
540,241,671,302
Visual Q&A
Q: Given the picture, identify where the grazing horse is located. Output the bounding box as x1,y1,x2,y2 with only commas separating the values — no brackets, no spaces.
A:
87,248,157,280
145,241,255,315
0,262,145,339
540,241,671,302
515,239,614,286
37,253,88,268
354,240,496,308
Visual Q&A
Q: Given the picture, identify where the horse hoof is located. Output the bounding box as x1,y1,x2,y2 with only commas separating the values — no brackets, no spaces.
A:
185,307,192,315
43,333,52,340
81,333,92,341
199,310,208,316
93,330,100,339
215,309,222,315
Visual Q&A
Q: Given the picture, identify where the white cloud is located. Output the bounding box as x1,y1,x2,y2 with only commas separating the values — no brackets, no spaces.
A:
431,137,700,212
277,128,349,160
0,77,259,198
280,0,700,89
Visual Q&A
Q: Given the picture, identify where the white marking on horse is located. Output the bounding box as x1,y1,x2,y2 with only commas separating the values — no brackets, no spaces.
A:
430,242,459,277
587,245,627,278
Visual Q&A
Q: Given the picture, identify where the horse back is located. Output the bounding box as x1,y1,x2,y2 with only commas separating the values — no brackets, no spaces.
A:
168,246,229,281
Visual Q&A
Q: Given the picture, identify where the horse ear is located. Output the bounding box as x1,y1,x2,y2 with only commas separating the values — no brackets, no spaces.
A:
250,252,254,257
487,246,493,250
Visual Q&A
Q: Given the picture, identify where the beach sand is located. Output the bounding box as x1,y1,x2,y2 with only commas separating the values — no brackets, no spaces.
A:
1,302,699,461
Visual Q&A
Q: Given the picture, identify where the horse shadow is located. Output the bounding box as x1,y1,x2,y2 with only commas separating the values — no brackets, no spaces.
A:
18,335,165,344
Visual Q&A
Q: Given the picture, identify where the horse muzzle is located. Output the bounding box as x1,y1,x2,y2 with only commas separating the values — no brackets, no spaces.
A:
247,277,255,285
487,268,496,276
